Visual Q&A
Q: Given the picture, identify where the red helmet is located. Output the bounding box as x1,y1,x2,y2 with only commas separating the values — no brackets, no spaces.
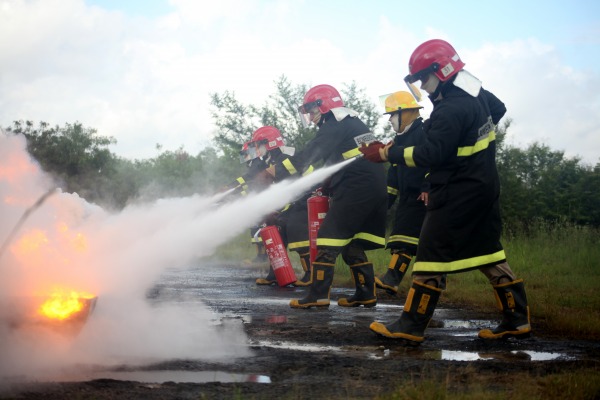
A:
405,39,465,84
299,84,344,115
251,126,285,151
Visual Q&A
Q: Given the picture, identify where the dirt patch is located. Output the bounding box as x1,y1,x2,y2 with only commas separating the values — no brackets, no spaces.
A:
1,262,599,399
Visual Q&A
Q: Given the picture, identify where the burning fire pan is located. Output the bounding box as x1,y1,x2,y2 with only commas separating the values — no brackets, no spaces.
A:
0,294,97,337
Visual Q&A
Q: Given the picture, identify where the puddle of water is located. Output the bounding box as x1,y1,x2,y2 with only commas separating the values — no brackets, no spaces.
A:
252,339,344,353
9,371,271,384
373,349,573,362
440,349,571,361
436,320,489,329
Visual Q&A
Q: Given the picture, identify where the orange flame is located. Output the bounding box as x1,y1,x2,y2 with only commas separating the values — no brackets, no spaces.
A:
38,290,96,320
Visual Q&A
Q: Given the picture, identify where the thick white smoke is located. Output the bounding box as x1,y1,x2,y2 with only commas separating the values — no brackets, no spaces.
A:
0,132,353,378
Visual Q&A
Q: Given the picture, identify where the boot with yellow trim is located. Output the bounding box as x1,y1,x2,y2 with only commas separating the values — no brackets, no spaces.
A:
375,252,411,296
478,279,531,340
289,262,334,308
255,265,276,285
370,280,441,345
338,262,377,308
294,252,312,287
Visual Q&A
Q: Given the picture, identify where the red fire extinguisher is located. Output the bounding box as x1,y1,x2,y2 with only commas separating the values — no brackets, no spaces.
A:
259,225,297,287
307,191,330,263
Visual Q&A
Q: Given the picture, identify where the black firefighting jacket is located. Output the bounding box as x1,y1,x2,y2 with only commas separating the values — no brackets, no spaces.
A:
387,81,507,273
278,111,387,251
387,117,429,206
386,117,429,253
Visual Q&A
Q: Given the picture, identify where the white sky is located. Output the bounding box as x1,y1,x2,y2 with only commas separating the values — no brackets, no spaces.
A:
1,0,599,164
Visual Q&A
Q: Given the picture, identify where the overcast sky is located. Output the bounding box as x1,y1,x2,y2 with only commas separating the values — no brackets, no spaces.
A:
1,0,599,164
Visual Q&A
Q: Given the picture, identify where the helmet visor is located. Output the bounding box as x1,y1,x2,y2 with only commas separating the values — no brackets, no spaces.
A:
298,100,322,129
403,79,423,103
239,144,258,163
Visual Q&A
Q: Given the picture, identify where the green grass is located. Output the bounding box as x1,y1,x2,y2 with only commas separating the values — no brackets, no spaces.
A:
212,220,600,339
376,366,600,400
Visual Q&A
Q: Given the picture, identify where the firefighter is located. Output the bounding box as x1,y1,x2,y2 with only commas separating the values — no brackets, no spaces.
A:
233,126,312,286
278,84,387,309
360,39,531,344
375,91,429,296
248,126,314,287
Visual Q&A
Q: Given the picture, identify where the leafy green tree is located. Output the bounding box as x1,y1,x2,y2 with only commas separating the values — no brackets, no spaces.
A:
496,119,600,229
7,120,122,206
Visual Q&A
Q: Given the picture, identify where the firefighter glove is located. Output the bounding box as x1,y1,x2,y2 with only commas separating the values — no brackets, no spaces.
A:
360,141,391,163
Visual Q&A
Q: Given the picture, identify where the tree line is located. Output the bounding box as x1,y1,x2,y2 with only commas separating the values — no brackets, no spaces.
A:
4,76,599,229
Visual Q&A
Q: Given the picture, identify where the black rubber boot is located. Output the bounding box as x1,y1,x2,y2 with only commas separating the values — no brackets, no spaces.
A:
375,252,411,295
370,280,441,345
289,262,334,308
338,262,377,308
294,252,312,287
478,279,531,339
255,265,276,285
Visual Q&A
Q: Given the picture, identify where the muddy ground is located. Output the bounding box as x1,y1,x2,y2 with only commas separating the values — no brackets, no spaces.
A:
1,261,599,399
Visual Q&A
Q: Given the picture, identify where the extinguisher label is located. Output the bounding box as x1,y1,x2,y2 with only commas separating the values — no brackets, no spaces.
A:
317,212,327,219
265,239,273,245
267,244,288,270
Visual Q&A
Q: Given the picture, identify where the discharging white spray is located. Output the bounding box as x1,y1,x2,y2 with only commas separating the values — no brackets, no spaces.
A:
0,133,356,378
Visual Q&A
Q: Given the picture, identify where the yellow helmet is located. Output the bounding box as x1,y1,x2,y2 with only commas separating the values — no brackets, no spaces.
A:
381,91,423,115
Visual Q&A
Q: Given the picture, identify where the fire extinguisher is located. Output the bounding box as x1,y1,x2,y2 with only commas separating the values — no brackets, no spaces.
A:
307,190,330,263
259,225,297,287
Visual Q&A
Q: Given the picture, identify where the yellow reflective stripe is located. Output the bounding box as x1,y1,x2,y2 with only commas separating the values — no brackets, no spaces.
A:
388,234,419,246
250,236,263,243
317,232,386,247
457,130,496,157
317,237,351,247
404,147,416,167
302,165,314,176
288,240,310,250
387,186,399,196
282,158,297,175
355,232,386,245
342,148,362,159
236,176,249,196
280,203,290,212
413,250,506,273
